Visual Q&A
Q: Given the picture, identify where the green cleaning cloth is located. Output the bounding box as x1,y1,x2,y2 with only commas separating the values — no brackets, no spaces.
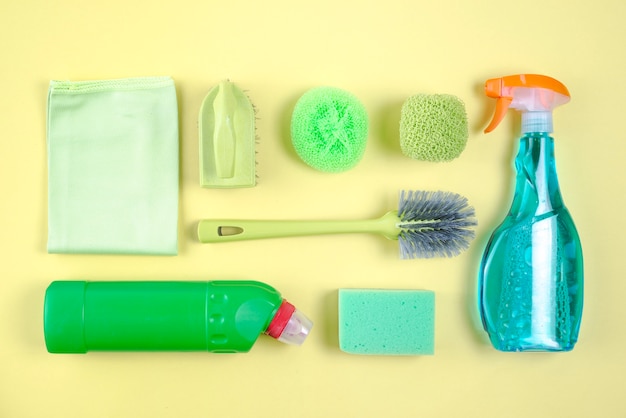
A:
47,77,179,255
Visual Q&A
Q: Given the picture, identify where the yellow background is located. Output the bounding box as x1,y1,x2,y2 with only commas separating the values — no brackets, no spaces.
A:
1,0,624,416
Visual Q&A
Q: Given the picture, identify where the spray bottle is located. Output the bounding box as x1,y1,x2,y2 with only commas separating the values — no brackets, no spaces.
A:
478,74,583,352
44,280,312,353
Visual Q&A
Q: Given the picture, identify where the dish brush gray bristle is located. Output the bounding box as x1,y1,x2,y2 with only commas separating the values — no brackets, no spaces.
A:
397,190,477,259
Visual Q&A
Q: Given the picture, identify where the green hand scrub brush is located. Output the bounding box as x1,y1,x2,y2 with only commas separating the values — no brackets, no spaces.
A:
199,80,257,188
291,86,368,173
197,190,477,259
400,94,468,162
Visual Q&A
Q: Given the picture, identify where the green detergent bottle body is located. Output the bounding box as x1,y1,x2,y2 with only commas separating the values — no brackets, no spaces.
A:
479,132,583,351
44,280,312,353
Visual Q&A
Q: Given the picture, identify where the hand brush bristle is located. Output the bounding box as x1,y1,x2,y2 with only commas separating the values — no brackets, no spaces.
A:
397,190,477,259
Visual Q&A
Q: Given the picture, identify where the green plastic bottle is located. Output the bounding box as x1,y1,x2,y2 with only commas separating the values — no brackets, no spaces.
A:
478,74,584,352
44,280,312,353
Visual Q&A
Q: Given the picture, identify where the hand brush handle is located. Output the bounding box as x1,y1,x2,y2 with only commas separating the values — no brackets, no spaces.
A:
197,212,400,243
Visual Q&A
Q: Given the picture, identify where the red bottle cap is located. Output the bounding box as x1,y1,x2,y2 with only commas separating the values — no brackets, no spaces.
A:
266,299,296,339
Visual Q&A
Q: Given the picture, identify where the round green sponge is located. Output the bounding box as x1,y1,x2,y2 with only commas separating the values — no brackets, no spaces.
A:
291,87,368,173
399,94,468,162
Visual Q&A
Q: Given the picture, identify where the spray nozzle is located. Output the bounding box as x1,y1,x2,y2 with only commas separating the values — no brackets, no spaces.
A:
484,74,570,134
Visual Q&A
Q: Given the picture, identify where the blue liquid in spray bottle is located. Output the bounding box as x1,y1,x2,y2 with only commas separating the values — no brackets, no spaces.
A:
478,74,583,352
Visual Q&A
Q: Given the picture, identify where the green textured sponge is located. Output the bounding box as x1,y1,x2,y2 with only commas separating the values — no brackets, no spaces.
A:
338,289,435,355
291,87,368,172
399,94,468,162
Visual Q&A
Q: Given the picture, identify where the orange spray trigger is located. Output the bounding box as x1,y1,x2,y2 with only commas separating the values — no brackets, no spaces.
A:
485,96,513,133
484,77,513,133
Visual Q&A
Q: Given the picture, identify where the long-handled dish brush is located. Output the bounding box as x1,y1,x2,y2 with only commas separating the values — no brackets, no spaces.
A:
197,190,477,258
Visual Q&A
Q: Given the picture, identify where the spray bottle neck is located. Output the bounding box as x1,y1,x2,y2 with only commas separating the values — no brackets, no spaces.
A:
510,133,564,218
521,111,553,134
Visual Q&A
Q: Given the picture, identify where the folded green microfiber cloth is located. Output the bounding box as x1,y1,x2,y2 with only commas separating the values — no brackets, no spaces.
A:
46,77,179,255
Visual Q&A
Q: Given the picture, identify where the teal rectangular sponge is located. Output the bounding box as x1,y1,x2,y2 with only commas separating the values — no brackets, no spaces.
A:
338,289,435,355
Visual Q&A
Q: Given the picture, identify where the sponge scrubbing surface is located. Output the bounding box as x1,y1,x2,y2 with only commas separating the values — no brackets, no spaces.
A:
400,94,468,162
291,87,368,173
338,289,435,355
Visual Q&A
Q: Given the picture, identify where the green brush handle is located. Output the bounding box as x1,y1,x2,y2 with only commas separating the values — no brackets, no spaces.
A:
197,211,400,243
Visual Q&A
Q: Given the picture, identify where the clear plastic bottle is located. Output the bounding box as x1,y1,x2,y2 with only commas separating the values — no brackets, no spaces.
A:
478,74,584,352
